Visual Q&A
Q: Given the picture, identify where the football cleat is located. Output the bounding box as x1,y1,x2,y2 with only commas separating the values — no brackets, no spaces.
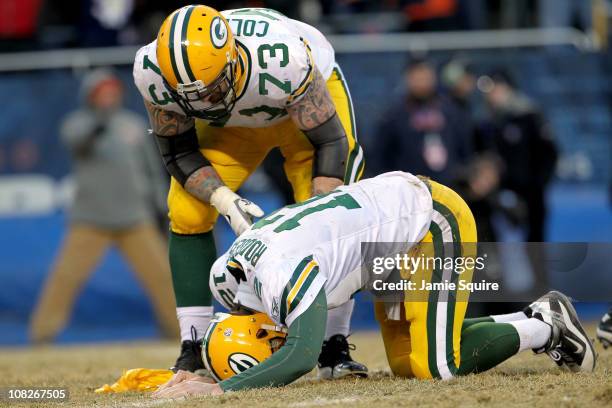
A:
171,327,207,374
527,291,596,372
171,339,205,373
596,310,612,349
317,334,368,379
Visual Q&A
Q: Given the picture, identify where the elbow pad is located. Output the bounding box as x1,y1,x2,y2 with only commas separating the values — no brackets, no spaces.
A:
155,127,210,186
303,112,348,180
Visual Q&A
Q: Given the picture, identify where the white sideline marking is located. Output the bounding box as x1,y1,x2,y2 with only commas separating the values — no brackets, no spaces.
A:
288,397,358,407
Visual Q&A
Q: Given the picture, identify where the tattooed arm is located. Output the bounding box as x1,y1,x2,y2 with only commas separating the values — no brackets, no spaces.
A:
144,101,223,203
287,69,347,196
144,101,262,235
287,69,336,130
144,100,195,136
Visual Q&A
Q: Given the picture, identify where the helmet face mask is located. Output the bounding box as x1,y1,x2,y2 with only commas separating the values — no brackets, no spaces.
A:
164,61,237,121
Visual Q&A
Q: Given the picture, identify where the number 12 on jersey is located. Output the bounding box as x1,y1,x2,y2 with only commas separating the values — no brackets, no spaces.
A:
253,192,362,233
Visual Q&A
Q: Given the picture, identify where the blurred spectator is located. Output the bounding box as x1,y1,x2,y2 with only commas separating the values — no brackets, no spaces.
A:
370,57,473,188
441,58,477,123
472,70,558,308
29,69,176,343
479,70,558,242
441,59,501,241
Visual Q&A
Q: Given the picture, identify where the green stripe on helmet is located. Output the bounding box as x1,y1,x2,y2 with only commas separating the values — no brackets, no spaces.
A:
203,321,222,382
168,10,182,84
180,5,197,82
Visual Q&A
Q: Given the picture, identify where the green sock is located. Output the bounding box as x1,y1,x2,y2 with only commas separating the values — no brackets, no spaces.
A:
457,322,520,376
169,231,216,307
462,316,494,330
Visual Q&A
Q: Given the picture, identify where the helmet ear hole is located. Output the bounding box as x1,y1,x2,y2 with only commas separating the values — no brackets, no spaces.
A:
256,329,268,339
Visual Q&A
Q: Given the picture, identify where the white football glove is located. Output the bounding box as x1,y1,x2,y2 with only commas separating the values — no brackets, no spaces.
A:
210,186,264,236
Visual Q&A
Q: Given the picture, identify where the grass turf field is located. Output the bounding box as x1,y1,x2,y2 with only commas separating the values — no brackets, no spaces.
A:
1,326,610,408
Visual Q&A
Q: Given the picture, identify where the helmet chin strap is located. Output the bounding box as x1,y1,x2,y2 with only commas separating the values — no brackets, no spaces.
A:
261,324,289,334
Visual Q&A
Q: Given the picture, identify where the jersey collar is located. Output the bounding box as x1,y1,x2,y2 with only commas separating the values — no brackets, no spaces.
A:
234,39,251,101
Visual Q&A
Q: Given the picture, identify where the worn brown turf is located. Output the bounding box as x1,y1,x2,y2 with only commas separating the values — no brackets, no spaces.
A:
0,324,610,408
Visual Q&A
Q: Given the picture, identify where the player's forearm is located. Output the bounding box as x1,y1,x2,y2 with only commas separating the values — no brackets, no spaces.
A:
184,166,224,203
218,289,328,392
144,100,194,136
144,100,225,203
312,176,343,196
287,70,347,187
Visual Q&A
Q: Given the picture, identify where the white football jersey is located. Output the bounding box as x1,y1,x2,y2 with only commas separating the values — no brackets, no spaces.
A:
211,172,433,327
133,7,335,128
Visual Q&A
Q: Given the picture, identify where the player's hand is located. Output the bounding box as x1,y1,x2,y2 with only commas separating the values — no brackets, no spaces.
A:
152,370,216,398
312,176,343,196
210,186,264,236
153,370,215,397
152,380,223,399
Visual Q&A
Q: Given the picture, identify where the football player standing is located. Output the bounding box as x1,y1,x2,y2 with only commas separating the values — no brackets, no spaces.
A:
133,5,365,377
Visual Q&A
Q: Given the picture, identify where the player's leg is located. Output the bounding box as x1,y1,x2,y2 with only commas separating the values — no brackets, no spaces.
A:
167,123,272,371
458,309,547,374
405,178,477,379
279,67,367,378
29,225,111,343
374,302,414,378
462,311,530,329
458,290,596,374
115,222,178,338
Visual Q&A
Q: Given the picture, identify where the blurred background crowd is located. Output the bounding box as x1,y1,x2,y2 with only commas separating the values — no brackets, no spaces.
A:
0,0,610,344
0,0,608,50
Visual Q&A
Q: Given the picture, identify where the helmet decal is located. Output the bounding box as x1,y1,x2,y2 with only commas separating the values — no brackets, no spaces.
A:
228,353,259,374
210,16,228,49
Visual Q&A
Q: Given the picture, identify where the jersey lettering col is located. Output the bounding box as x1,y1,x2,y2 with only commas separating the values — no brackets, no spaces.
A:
133,8,335,128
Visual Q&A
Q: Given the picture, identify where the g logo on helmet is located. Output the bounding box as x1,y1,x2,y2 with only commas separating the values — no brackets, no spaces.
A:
210,16,228,49
228,353,259,374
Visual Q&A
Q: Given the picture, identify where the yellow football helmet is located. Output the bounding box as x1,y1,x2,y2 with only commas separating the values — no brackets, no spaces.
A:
202,312,287,381
156,5,237,120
